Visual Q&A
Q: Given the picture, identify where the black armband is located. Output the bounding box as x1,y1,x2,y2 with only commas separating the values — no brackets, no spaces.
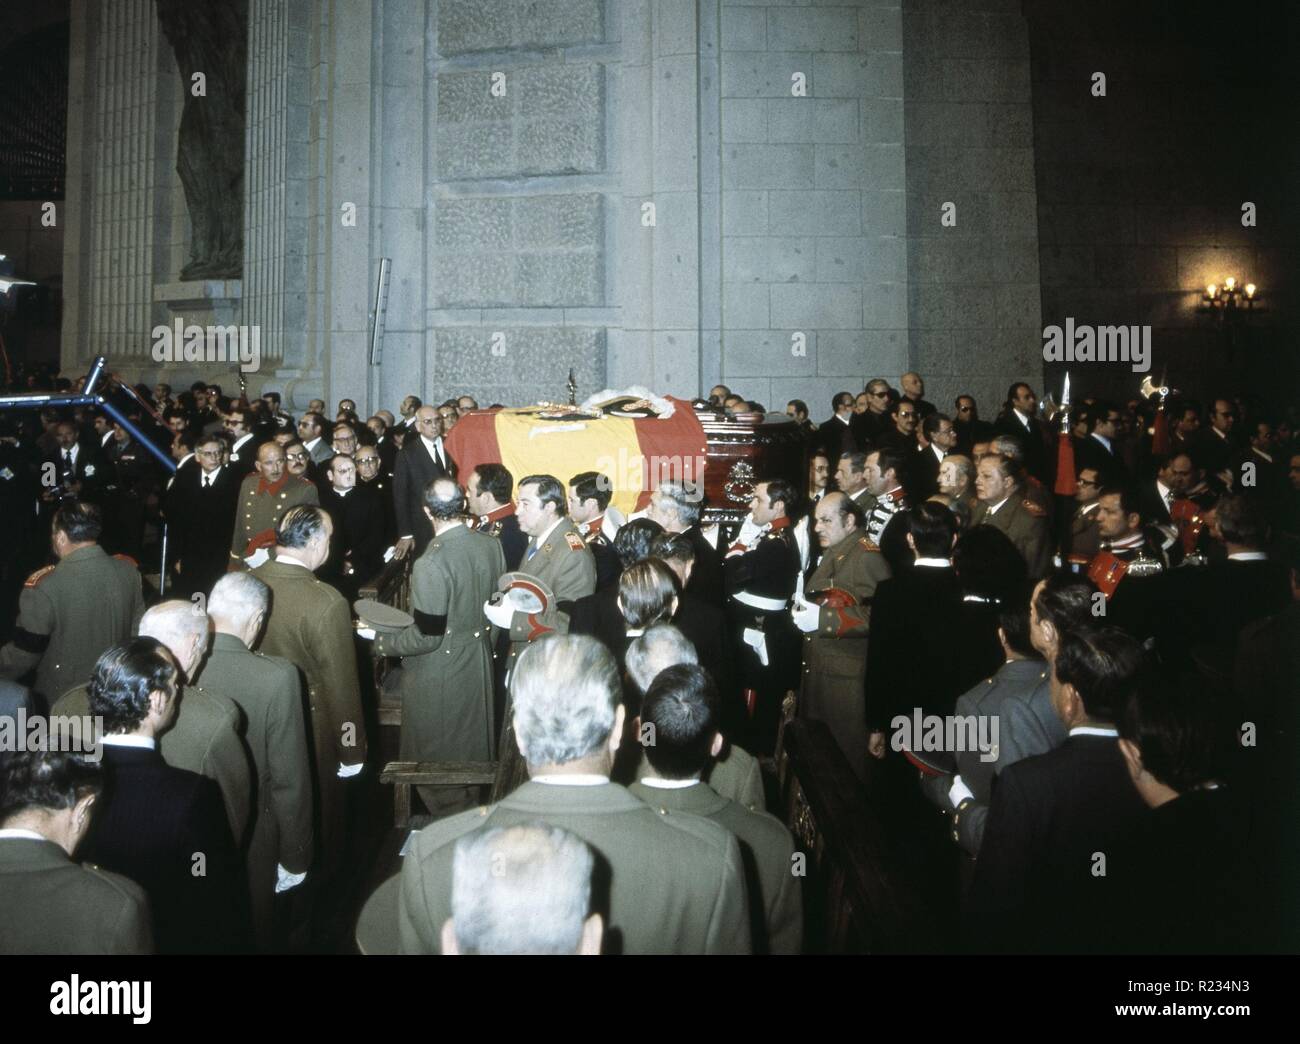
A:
13,628,51,654
414,610,447,637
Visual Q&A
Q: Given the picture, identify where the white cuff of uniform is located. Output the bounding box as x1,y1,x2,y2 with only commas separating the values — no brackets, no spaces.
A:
337,762,363,778
275,865,307,893
948,775,974,809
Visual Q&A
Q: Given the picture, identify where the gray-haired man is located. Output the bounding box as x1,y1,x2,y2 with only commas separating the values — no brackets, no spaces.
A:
385,633,752,954
443,824,601,955
647,480,723,606
196,572,313,949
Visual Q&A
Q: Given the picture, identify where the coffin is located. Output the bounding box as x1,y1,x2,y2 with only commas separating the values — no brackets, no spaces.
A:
445,398,808,524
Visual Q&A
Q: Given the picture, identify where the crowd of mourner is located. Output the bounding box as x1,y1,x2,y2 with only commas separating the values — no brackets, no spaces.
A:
0,369,1297,955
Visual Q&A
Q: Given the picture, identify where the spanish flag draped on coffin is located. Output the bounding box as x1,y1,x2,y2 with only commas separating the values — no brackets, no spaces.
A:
445,395,708,518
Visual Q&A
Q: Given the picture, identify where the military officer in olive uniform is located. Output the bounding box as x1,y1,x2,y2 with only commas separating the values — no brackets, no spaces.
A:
368,479,505,814
356,635,750,955
483,475,596,679
791,492,892,781
0,750,153,955
196,572,314,951
971,453,1052,578
229,441,319,567
253,507,366,881
630,663,802,954
0,501,143,704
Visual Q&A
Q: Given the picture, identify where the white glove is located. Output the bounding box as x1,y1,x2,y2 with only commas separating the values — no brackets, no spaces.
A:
742,627,769,667
483,598,515,628
275,864,307,893
244,547,271,569
337,762,363,779
791,602,820,633
355,625,376,640
948,774,975,809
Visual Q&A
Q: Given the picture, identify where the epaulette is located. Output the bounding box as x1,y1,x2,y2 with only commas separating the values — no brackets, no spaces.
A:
113,553,139,567
859,537,880,551
24,565,55,588
1021,499,1046,518
564,532,584,551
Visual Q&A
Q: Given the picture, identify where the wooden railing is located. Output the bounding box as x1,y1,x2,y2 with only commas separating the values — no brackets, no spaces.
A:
358,555,412,727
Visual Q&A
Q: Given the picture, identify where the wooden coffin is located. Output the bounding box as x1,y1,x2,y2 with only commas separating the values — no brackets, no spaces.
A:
695,407,810,523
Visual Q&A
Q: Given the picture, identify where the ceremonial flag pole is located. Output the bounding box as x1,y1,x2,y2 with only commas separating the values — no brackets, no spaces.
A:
1053,371,1076,496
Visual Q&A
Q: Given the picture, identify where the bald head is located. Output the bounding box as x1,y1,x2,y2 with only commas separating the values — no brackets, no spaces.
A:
139,601,210,680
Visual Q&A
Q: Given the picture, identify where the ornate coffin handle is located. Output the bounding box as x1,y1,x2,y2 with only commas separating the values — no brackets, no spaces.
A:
724,462,756,504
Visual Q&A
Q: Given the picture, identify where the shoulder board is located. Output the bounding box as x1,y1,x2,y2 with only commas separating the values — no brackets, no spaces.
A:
24,565,55,588
564,532,584,551
859,537,880,551
113,553,139,567
1021,499,1046,518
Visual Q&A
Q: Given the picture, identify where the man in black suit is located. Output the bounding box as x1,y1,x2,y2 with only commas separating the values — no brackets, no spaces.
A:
817,392,857,460
651,532,729,696
852,379,893,450
646,480,723,608
224,406,259,482
165,434,240,598
318,454,387,601
993,382,1054,486
967,627,1148,953
1073,401,1126,485
866,503,1004,759
1137,452,1193,527
913,412,957,500
80,638,248,954
393,406,455,559
1113,672,1268,953
953,394,994,457
43,421,105,508
900,372,937,421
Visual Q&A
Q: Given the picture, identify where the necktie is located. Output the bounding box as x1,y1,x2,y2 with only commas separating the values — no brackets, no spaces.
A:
526,542,538,561
63,450,72,470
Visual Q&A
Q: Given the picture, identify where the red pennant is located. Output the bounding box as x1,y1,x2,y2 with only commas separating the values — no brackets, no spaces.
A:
1054,431,1077,496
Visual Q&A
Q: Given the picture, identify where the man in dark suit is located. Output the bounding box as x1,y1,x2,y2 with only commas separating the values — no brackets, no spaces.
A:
866,503,1004,759
852,379,893,450
967,627,1148,953
224,406,260,482
318,454,387,601
953,395,994,456
1113,672,1268,953
993,382,1054,486
1137,452,1193,527
354,444,397,548
393,406,455,559
79,638,248,954
165,433,240,598
817,392,857,460
1073,401,1127,485
913,413,957,500
43,421,105,507
646,480,723,608
651,532,729,695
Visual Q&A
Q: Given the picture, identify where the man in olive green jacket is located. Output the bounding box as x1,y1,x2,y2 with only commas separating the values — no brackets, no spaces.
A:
197,572,314,949
630,663,803,954
253,507,366,876
357,634,751,955
0,501,144,704
0,750,152,954
368,479,505,813
483,475,596,678
793,493,892,781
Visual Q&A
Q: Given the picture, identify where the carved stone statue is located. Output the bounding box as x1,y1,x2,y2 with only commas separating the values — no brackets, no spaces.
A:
155,0,247,280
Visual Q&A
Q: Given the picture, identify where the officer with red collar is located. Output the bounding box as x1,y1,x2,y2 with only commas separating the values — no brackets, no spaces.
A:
567,471,621,591
723,477,801,754
465,463,526,570
228,441,319,568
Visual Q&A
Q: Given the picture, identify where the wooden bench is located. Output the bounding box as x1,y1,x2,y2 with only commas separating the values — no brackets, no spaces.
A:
357,554,412,727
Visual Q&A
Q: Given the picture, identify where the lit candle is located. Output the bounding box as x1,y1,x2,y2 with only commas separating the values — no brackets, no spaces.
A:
1245,283,1256,298
1206,284,1217,298
1224,276,1236,291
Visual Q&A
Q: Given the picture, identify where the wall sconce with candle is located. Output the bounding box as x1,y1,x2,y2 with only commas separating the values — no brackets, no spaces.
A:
1201,275,1259,316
